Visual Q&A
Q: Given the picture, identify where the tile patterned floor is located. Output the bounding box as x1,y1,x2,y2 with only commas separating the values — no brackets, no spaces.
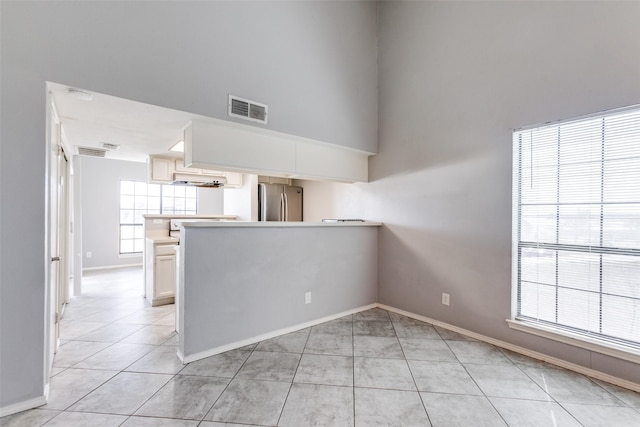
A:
2,267,640,426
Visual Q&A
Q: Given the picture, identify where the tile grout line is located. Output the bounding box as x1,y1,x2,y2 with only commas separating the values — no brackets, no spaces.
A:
506,348,619,426
351,314,356,427
440,332,514,426
389,312,434,427
274,327,313,426
199,338,264,424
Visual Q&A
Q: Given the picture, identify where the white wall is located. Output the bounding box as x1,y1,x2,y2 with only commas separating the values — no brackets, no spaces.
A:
0,1,378,410
196,188,224,216
371,1,640,382
292,179,368,222
224,174,258,221
80,157,146,269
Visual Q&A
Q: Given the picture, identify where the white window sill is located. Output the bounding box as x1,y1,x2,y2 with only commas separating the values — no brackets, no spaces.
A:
506,319,640,364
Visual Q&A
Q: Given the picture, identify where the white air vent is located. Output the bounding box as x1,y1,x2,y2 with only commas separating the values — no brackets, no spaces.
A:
101,142,120,151
228,95,268,124
77,146,107,157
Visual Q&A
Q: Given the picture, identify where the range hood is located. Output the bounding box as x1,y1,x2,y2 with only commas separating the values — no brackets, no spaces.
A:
172,172,227,188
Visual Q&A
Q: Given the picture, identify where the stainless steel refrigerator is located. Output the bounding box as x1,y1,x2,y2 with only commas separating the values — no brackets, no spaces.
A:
258,183,303,221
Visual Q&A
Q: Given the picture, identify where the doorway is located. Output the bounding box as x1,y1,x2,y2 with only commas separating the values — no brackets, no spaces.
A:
46,92,73,380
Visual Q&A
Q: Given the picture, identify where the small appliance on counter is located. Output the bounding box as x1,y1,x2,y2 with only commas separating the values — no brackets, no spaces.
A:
258,183,303,221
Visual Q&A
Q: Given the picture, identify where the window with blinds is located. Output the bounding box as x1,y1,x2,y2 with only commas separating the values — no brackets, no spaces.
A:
512,106,640,352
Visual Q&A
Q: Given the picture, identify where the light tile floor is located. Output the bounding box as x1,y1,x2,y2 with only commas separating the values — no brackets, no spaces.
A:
2,267,640,426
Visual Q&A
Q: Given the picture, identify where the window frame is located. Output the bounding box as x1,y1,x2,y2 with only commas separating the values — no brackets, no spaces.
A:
119,180,197,255
510,105,640,363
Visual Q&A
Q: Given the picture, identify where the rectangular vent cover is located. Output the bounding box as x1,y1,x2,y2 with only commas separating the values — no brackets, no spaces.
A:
101,142,120,151
228,95,268,124
77,146,107,157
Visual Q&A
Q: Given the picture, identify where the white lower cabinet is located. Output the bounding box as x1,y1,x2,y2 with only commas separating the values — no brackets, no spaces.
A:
145,240,177,306
154,254,176,299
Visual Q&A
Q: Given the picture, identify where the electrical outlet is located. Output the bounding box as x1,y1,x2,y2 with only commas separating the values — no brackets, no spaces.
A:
86,251,92,258
442,293,450,306
305,292,312,304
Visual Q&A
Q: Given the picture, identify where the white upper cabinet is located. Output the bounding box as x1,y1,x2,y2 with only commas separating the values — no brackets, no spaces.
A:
185,119,370,183
186,119,296,175
148,157,175,183
147,155,243,188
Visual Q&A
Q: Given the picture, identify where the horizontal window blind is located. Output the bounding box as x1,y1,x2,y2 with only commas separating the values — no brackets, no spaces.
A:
512,107,640,350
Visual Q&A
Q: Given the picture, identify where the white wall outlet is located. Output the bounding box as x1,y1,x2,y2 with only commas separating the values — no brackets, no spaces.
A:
86,251,92,258
305,292,312,304
442,293,450,306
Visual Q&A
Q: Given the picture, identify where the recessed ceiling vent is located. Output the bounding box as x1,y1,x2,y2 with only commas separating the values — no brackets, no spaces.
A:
101,142,120,151
77,146,107,157
228,95,268,124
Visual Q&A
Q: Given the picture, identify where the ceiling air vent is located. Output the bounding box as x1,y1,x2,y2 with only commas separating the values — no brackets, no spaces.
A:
228,95,268,124
101,142,120,151
77,146,107,157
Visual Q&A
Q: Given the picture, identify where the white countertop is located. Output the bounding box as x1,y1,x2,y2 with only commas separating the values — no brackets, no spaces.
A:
181,221,382,228
146,236,180,244
143,214,237,220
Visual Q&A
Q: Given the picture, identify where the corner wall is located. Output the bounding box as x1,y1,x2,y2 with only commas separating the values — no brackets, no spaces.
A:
373,1,640,382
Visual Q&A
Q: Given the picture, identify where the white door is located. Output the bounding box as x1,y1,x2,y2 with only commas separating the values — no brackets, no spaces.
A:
48,104,70,356
57,150,70,332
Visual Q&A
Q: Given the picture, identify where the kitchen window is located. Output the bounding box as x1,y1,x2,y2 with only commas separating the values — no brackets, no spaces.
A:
119,180,197,254
510,106,640,360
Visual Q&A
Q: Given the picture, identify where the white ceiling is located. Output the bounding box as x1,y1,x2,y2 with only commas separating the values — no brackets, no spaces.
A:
48,82,205,163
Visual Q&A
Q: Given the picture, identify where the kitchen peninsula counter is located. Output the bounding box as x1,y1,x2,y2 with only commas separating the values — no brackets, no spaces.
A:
143,214,237,220
177,220,380,363
179,220,382,228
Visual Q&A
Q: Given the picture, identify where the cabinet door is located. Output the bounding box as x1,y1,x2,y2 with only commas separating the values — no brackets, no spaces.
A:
257,175,290,185
155,254,176,298
270,176,291,185
224,172,243,188
175,159,201,174
201,167,225,176
151,158,175,182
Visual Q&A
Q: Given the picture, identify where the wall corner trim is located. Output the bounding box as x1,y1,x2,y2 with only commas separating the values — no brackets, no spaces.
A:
0,394,47,418
377,304,640,393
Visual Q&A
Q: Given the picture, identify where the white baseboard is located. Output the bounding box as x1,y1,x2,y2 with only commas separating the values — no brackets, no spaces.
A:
377,303,640,393
0,395,47,418
179,303,377,364
82,263,142,272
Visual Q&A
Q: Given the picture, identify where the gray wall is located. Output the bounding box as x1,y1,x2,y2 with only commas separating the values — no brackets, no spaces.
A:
0,1,377,409
80,157,146,269
180,225,378,358
371,1,640,382
297,0,640,385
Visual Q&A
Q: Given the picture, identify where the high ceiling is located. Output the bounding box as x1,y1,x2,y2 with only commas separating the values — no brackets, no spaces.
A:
48,82,205,163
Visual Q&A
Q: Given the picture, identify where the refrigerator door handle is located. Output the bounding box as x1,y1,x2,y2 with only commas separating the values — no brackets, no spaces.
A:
259,184,266,221
283,192,289,221
280,193,285,221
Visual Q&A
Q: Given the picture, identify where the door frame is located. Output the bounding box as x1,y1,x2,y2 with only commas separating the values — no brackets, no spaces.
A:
44,88,74,390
